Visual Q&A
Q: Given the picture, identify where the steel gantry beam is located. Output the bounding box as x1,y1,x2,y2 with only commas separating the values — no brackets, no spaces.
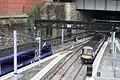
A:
35,19,120,32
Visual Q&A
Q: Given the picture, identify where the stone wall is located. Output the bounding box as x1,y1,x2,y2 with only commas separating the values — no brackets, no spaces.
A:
0,15,32,49
0,2,92,50
40,2,65,40
0,2,92,49
39,3,82,39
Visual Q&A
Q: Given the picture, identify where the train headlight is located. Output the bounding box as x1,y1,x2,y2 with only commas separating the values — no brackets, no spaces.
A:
82,55,92,59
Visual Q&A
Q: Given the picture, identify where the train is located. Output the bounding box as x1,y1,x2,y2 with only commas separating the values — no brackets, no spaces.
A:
80,34,105,64
0,42,52,76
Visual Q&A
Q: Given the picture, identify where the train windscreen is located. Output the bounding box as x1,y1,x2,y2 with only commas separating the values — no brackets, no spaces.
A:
83,49,92,55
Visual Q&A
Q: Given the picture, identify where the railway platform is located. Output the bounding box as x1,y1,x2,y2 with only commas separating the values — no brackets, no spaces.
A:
87,39,120,80
96,40,120,80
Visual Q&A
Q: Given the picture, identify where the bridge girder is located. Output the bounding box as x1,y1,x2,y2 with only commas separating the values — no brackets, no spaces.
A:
35,19,120,32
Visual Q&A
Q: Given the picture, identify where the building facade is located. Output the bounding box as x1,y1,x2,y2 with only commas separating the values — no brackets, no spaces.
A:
0,0,44,16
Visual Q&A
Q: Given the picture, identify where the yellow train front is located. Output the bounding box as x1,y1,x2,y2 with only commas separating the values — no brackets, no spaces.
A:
80,46,95,64
80,35,103,64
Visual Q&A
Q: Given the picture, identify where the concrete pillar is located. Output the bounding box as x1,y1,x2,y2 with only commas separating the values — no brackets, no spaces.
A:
65,3,72,39
111,32,115,55
61,25,64,44
52,28,58,38
65,3,71,20
111,31,116,78
13,30,18,80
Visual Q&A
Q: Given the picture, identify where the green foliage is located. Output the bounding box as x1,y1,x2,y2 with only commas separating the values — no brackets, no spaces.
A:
7,17,16,29
27,3,44,41
28,8,36,18
36,4,43,9
28,4,43,19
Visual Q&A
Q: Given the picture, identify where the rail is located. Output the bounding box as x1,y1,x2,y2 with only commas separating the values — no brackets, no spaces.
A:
30,38,91,80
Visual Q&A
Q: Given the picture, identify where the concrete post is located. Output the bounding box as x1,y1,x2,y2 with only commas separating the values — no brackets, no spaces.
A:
35,36,41,67
13,30,17,80
61,25,64,44
38,37,41,56
38,37,41,67
111,31,116,78
52,28,57,38
111,32,115,55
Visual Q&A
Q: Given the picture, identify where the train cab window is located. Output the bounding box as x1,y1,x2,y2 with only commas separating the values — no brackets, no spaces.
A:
83,49,92,55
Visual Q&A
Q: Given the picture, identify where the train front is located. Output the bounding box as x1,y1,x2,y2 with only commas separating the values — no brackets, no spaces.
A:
80,46,95,64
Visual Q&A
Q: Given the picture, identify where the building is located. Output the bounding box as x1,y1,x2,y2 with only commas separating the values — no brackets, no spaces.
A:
0,0,44,16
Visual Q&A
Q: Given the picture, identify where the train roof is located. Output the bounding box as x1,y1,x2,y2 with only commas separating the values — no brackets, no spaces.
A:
83,46,93,49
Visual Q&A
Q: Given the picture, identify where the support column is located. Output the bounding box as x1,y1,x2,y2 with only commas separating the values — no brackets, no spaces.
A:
52,28,57,38
13,30,17,80
38,37,41,56
35,31,41,67
111,31,116,78
61,25,64,44
38,37,41,67
111,32,115,55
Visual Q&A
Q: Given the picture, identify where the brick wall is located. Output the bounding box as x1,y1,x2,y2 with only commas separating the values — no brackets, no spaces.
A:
0,0,44,16
0,0,8,14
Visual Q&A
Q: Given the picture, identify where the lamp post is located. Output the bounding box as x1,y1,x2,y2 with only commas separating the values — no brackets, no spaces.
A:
35,36,41,67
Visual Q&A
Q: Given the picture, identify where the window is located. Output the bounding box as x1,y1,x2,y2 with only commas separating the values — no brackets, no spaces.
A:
83,49,92,55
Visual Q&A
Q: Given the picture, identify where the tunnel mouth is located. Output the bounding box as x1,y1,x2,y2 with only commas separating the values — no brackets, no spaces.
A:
76,9,120,21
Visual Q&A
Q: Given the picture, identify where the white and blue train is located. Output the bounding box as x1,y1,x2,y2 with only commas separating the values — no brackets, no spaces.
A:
80,35,103,64
0,42,52,76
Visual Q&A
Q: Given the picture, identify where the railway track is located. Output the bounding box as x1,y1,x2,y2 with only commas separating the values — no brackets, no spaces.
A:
1,35,106,80
31,35,106,80
53,37,93,54
49,48,87,80
50,48,81,80
74,65,87,80
33,36,91,80
46,35,105,80
45,41,88,80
